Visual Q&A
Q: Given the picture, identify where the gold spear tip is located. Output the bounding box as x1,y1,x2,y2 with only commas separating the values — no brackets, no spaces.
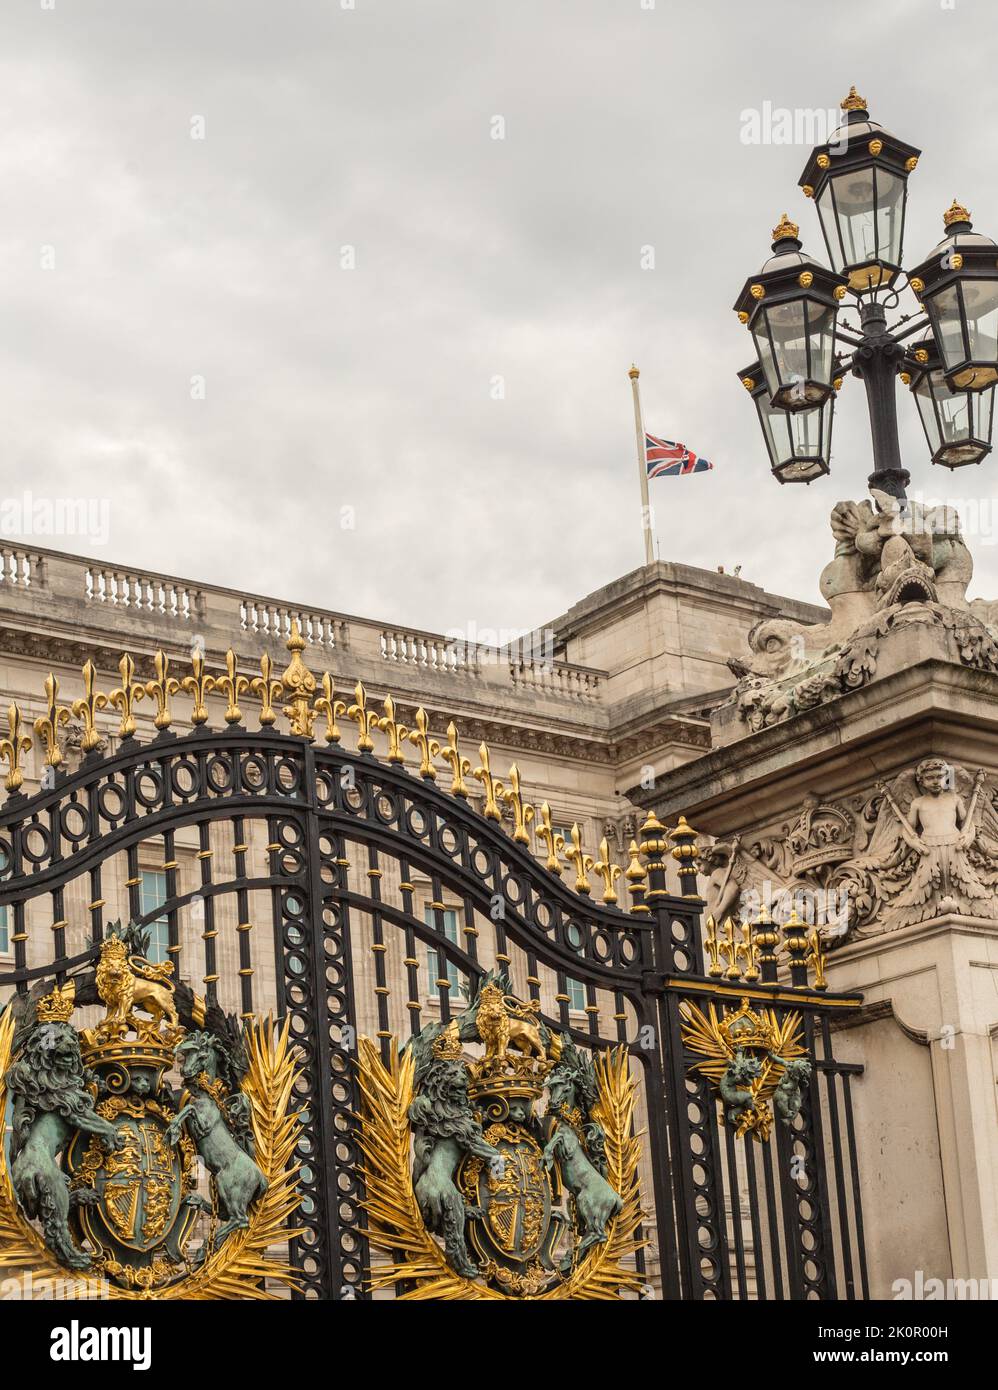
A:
772,212,799,242
628,363,640,379
840,85,867,112
943,199,971,227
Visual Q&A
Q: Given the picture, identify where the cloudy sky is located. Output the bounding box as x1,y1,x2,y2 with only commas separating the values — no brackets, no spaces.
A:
3,0,998,640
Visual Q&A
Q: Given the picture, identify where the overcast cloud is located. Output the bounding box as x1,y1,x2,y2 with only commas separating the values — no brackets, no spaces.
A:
3,0,997,641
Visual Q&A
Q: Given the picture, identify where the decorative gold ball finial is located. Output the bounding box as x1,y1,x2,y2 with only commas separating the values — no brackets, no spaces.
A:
943,199,971,227
628,363,639,380
772,212,799,242
840,85,867,112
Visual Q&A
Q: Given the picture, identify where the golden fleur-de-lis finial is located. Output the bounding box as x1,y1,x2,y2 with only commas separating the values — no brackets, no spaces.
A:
72,660,108,753
503,764,534,844
281,620,316,738
535,802,565,875
738,919,761,983
181,648,216,727
249,652,283,727
563,824,595,896
377,694,408,763
145,650,180,731
625,839,649,914
591,836,623,905
215,649,250,725
347,681,379,753
33,673,71,768
407,708,436,779
432,721,470,797
717,917,742,981
108,653,146,738
808,928,829,991
312,671,346,744
702,916,724,977
0,702,32,792
473,743,504,821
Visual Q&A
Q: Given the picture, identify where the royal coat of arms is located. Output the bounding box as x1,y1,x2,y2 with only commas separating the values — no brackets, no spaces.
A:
355,969,645,1300
0,921,303,1298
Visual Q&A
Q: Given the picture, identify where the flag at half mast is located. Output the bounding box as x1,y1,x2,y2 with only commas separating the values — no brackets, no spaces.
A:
645,432,714,478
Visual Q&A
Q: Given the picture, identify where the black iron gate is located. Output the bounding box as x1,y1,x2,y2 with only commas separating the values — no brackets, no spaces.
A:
0,635,867,1299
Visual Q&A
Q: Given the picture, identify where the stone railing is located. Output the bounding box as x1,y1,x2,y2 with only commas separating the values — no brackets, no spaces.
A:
0,545,606,705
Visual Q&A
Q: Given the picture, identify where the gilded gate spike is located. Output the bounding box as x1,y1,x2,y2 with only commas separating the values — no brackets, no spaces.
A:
249,652,283,728
72,660,109,753
407,707,436,780
702,916,724,977
181,649,216,728
564,824,594,896
145,649,180,731
108,653,146,738
216,649,250,725
281,620,317,737
312,671,346,744
33,673,71,768
473,743,504,821
718,917,742,981
592,837,623,905
432,721,471,798
0,702,31,792
377,694,408,763
536,802,565,874
347,681,378,753
739,918,761,983
503,763,535,844
625,839,649,913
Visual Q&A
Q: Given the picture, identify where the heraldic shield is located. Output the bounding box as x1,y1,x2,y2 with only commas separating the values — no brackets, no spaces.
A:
356,968,646,1300
0,920,304,1299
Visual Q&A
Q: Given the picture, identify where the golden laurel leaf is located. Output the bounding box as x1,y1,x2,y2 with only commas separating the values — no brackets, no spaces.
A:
355,1035,646,1300
0,1009,305,1300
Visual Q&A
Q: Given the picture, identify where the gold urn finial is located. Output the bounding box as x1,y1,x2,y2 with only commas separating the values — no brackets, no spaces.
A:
281,618,317,738
943,199,971,227
772,212,799,242
840,85,867,112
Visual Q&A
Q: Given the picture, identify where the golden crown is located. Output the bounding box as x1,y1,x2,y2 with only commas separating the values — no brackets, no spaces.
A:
467,1051,553,1103
35,981,76,1024
772,213,799,242
944,199,971,227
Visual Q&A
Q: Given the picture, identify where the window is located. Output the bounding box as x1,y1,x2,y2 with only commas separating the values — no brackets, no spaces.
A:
425,906,467,1003
139,870,170,963
567,976,587,1012
0,905,8,955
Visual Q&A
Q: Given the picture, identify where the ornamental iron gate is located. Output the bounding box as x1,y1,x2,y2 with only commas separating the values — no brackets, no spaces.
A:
0,628,868,1299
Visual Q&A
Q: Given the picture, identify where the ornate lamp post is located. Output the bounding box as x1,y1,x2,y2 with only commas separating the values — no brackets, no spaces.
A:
734,88,998,497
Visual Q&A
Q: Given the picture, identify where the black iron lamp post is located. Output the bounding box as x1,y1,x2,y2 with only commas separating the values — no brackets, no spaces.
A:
734,87,998,497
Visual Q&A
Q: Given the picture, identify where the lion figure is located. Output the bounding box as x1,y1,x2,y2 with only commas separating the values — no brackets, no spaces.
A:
96,937,179,1033
6,1020,122,1269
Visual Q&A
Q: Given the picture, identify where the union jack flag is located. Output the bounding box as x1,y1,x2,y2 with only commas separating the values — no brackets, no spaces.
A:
645,432,713,478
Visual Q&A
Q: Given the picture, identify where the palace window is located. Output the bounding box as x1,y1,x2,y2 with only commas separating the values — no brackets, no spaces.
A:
0,904,8,955
139,870,171,964
425,906,468,1004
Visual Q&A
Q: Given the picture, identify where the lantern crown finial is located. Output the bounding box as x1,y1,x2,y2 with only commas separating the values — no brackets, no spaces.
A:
943,199,972,228
840,85,867,112
771,212,799,243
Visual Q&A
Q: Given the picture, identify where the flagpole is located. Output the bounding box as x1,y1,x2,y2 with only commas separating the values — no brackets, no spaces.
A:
629,364,654,566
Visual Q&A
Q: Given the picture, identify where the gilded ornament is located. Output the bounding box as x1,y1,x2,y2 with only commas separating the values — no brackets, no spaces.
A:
33,673,71,768
868,138,883,156
833,284,847,300
535,802,565,875
502,763,535,844
249,652,283,728
943,199,970,227
909,276,925,293
951,253,964,270
749,283,765,300
144,650,180,731
801,184,814,198
472,742,505,820
771,213,798,241
108,654,145,739
905,155,918,172
840,85,866,112
816,153,831,170
216,649,250,725
407,707,437,779
741,376,755,391
564,823,594,896
72,660,109,753
624,839,649,913
432,721,471,797
181,650,216,728
798,270,813,288
377,694,408,763
737,310,749,323
591,837,622,905
280,620,316,738
347,681,378,753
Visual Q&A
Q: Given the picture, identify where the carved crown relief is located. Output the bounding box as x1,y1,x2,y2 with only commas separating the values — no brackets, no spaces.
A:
703,761,998,945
